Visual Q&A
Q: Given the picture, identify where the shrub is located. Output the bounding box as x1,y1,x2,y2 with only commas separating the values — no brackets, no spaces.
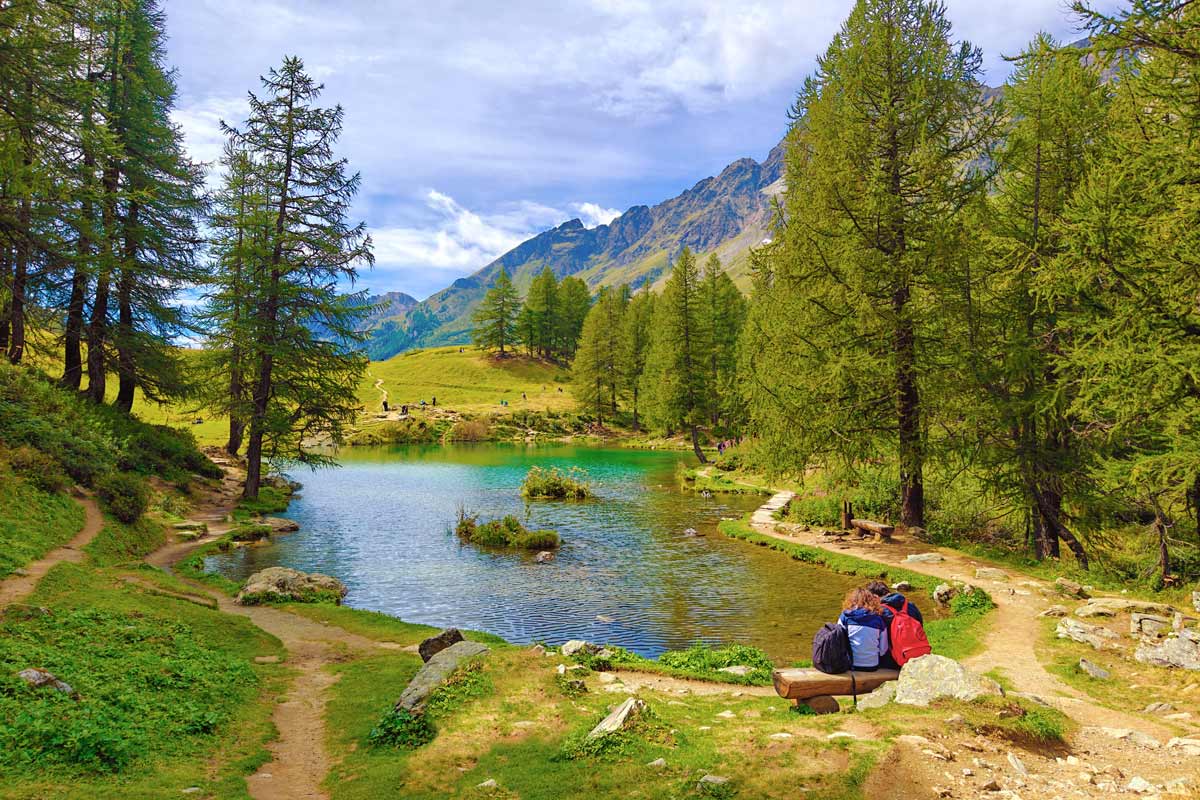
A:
368,660,490,749
8,445,70,493
446,418,491,441
520,466,591,500
95,473,151,524
367,708,436,748
455,509,560,549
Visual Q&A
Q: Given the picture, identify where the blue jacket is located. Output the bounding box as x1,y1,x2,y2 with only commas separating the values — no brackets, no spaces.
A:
880,593,924,624
838,607,889,669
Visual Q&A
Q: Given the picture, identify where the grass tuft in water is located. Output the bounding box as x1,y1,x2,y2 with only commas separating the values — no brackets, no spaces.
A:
455,508,560,549
520,466,592,500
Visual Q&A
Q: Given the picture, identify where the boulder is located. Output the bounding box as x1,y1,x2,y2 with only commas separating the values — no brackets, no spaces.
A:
905,553,944,564
1131,613,1172,638
933,583,958,606
235,567,347,605
1144,702,1175,714
1079,658,1110,680
1055,577,1089,599
418,628,464,663
891,581,913,592
586,697,645,740
1090,727,1162,749
856,681,897,710
698,775,729,788
1135,634,1200,670
535,550,554,564
395,640,489,713
718,665,753,677
975,567,1008,581
893,655,1004,706
261,516,300,534
1056,618,1122,651
1038,605,1069,618
1075,604,1117,618
1081,597,1175,616
561,640,597,657
1167,737,1200,756
16,668,75,697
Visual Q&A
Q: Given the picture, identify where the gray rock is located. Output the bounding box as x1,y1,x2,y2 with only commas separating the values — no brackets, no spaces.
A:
477,778,498,789
905,553,944,564
1075,604,1117,618
1090,727,1162,749
646,757,667,768
718,665,753,677
698,775,729,787
1135,634,1200,670
976,567,1008,581
1006,752,1028,776
1078,658,1110,680
893,655,1004,706
891,581,913,592
16,668,75,696
980,779,1001,792
1055,577,1089,598
261,516,300,533
1127,776,1155,794
1131,612,1172,638
418,628,464,663
1167,737,1200,756
1038,605,1069,618
395,640,489,713
561,640,597,657
587,697,645,740
535,550,554,563
933,583,958,606
1144,702,1175,714
1193,590,1200,614
1056,618,1121,651
1083,597,1175,616
235,567,347,605
856,681,897,710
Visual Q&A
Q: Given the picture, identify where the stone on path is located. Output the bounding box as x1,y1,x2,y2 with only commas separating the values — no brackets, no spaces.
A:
1055,577,1089,598
1039,605,1069,618
1006,752,1028,776
1135,630,1200,670
395,640,489,714
905,553,944,564
975,567,1008,580
1078,658,1110,680
1075,604,1117,618
893,655,1004,706
1167,737,1200,756
235,566,347,605
1131,613,1172,638
587,697,646,740
418,628,464,663
1088,727,1161,750
1056,618,1121,651
718,665,752,677
1126,776,1155,794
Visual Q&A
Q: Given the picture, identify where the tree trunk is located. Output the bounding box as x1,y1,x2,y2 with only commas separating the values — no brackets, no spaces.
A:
1188,473,1200,542
1035,489,1087,569
691,424,708,464
62,263,88,390
8,197,30,365
113,202,138,413
894,292,923,528
631,387,640,432
0,244,11,354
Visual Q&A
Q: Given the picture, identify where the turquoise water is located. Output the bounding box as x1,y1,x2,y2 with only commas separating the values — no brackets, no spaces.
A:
206,444,859,662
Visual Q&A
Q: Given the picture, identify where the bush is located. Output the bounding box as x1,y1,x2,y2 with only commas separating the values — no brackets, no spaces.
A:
8,445,71,493
95,473,150,524
520,466,591,500
368,660,491,749
455,509,560,549
367,708,436,748
446,418,491,441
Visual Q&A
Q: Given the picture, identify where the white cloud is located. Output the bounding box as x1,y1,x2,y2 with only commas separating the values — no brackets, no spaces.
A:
573,202,621,228
171,95,247,172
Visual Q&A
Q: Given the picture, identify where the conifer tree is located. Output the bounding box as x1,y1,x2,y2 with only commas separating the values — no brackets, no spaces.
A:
619,289,655,431
556,275,590,359
226,57,373,499
572,286,625,424
701,255,747,434
742,0,995,525
472,266,520,355
521,266,558,358
641,247,711,462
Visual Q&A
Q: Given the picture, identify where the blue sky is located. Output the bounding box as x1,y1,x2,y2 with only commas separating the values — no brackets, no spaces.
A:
165,0,1116,300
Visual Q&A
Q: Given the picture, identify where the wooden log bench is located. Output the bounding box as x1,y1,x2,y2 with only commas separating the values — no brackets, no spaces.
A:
850,518,895,542
772,667,901,714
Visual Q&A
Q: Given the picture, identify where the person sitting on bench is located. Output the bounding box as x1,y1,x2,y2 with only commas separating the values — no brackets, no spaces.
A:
837,587,889,672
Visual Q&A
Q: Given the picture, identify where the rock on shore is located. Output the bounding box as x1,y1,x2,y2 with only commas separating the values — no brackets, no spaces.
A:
235,567,347,605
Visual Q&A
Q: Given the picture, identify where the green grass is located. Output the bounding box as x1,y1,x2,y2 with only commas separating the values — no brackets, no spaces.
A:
0,473,84,578
84,516,167,568
718,516,994,661
0,563,284,799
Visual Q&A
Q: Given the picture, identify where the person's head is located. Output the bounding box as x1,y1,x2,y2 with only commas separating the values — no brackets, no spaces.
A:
843,587,883,613
865,580,890,598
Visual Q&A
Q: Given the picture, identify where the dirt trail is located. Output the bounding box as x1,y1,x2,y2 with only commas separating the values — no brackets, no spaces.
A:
144,461,396,800
0,493,104,607
749,492,1199,787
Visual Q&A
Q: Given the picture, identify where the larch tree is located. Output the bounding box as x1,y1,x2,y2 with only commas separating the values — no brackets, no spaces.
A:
959,34,1108,567
701,255,747,434
227,56,373,500
556,275,590,359
521,266,558,358
641,247,711,462
472,266,520,355
572,286,625,425
619,288,655,431
741,0,995,526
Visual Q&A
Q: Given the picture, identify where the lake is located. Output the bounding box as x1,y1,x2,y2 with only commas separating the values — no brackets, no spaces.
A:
206,444,859,663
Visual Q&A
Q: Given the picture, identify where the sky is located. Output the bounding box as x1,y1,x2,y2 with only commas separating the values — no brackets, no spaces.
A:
164,0,1118,301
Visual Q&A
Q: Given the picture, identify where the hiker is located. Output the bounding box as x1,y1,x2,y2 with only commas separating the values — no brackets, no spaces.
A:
717,441,725,456
837,587,889,671
866,580,931,668
432,396,437,407
522,392,527,400
382,399,389,412
401,405,408,415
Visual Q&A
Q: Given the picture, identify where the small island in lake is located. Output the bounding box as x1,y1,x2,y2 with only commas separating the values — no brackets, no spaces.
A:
455,510,560,549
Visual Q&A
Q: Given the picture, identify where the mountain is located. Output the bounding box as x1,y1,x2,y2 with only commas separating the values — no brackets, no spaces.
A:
354,291,420,360
367,140,787,358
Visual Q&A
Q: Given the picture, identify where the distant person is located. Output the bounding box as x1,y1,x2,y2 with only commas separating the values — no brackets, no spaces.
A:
382,399,389,412
837,587,889,671
432,396,437,407
420,400,426,407
557,387,563,393
717,441,725,456
401,404,408,415
522,392,527,400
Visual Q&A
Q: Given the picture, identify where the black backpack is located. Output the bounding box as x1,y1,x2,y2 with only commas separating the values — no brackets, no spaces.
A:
812,622,857,705
812,622,852,674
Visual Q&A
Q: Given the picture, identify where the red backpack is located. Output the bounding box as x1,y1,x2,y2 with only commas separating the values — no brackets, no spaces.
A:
889,600,932,666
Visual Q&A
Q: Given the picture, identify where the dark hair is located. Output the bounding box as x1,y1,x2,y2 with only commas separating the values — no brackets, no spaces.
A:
866,580,889,598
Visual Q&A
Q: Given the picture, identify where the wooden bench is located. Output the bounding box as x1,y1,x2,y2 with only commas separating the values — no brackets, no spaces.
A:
772,668,901,714
850,518,895,542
